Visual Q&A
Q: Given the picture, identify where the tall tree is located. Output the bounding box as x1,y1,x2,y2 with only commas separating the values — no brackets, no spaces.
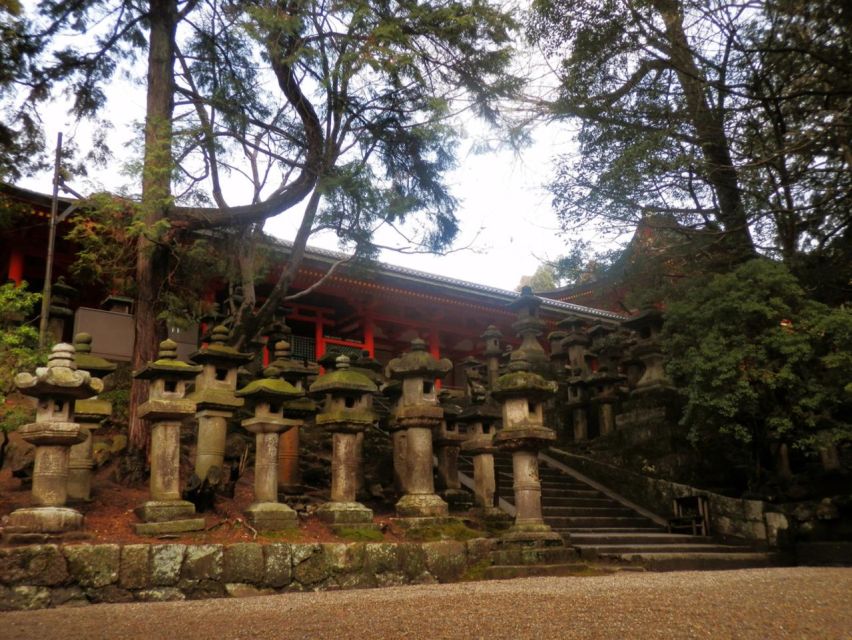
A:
527,0,851,276
4,0,519,449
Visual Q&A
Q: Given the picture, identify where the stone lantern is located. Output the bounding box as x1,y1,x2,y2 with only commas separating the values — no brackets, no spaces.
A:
385,338,452,520
507,286,549,375
351,349,386,496
492,354,562,545
383,380,407,495
587,324,626,437
67,333,117,502
434,390,471,512
559,316,592,442
188,325,253,483
309,355,379,531
480,325,503,391
133,339,204,535
458,391,503,519
47,277,76,343
622,308,671,395
235,364,304,530
267,340,319,495
4,343,103,540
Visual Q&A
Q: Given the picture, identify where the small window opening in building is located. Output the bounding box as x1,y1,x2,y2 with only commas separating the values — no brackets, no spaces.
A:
269,403,280,415
165,380,177,393
54,400,64,413
483,423,491,434
215,368,228,381
528,401,537,416
344,396,356,409
423,381,433,395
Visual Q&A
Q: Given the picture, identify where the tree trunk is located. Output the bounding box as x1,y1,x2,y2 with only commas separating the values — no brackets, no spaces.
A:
128,0,179,451
654,0,756,261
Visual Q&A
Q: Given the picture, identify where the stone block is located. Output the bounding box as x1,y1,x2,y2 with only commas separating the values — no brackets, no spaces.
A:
294,550,330,586
134,500,197,523
133,518,205,536
223,543,264,584
0,585,51,611
178,578,227,600
63,544,120,588
50,586,87,607
364,543,400,574
398,543,427,580
182,545,223,581
263,544,292,588
466,537,497,564
134,587,186,602
119,545,150,589
423,541,467,582
376,571,407,587
335,572,377,590
0,544,68,586
225,583,276,598
85,585,134,604
151,544,186,586
245,502,297,531
322,543,363,573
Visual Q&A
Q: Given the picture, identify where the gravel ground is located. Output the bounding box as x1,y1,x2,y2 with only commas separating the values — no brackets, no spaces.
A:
3,568,850,639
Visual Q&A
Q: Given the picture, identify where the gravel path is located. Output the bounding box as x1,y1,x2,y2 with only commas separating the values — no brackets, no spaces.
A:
3,568,850,639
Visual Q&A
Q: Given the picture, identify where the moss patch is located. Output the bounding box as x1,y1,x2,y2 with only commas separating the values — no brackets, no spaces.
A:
404,522,482,542
334,527,384,542
460,559,492,582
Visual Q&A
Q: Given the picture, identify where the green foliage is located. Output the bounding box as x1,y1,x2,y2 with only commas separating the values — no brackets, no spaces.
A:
0,282,43,431
662,259,852,478
334,526,384,542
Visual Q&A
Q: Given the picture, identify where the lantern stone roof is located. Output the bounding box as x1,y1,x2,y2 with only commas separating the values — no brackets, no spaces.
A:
73,333,117,378
492,356,558,401
309,356,378,396
190,325,254,365
15,343,103,399
269,340,319,379
236,366,303,401
385,338,452,380
133,340,202,380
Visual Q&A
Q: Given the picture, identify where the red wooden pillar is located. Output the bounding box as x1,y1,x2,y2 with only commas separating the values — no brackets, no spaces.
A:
364,314,375,357
7,249,24,285
429,328,442,390
315,318,326,362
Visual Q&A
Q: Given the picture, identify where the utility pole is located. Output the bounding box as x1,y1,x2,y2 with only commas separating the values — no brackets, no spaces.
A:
38,132,63,347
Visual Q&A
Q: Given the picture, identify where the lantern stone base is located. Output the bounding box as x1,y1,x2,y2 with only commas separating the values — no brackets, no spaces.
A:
316,501,374,525
3,506,84,538
500,522,565,547
395,493,449,518
471,505,513,527
133,500,204,536
245,502,298,531
442,489,473,512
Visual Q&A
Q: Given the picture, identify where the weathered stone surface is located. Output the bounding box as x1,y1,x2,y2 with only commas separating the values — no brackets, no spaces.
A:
294,549,330,586
335,571,377,590
178,578,227,600
423,541,467,582
133,517,205,536
150,544,186,586
223,543,264,584
134,587,186,602
322,543,365,574
63,544,120,588
182,545,223,581
398,543,427,580
290,542,320,566
466,537,497,564
119,545,150,589
0,545,68,586
225,583,275,598
50,585,87,607
263,544,292,588
376,571,407,587
0,585,51,611
364,543,400,574
85,585,134,604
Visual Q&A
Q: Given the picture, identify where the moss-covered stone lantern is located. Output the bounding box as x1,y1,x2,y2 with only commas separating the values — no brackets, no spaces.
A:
480,324,503,390
4,343,103,540
235,364,305,530
622,308,671,395
188,325,253,483
508,286,549,375
309,355,379,531
385,338,452,520
132,339,204,536
268,340,319,495
558,315,593,442
587,324,627,436
435,390,471,512
382,379,407,495
67,333,117,502
492,354,562,546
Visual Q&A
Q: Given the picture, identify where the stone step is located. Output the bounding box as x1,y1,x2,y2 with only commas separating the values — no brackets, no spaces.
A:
542,497,617,507
546,516,655,529
540,489,603,499
614,552,777,572
569,532,712,545
490,546,578,566
543,506,637,518
576,543,754,556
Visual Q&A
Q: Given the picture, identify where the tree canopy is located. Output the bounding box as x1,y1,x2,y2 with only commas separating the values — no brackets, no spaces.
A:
528,0,851,293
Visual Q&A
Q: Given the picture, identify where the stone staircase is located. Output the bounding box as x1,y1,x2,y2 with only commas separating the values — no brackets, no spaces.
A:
459,451,778,571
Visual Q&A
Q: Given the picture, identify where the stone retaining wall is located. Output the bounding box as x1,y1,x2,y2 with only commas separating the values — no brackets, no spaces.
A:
547,448,790,548
0,539,495,611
